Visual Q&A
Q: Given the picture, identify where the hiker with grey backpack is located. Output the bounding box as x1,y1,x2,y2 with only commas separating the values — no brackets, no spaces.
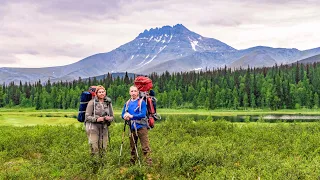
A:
85,85,114,157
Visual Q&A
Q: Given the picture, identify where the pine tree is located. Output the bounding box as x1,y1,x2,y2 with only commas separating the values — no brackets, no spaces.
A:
116,96,125,107
0,86,3,107
208,87,215,109
232,87,239,110
175,90,183,107
160,91,168,108
250,93,256,109
34,93,41,110
197,87,206,107
124,72,130,84
243,93,249,109
204,97,210,110
295,62,300,84
46,79,52,93
314,93,319,109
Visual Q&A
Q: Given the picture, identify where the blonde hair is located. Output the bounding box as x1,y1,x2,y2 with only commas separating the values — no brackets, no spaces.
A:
95,85,106,94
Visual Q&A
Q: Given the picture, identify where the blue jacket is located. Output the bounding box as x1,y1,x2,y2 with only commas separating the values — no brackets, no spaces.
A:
121,98,147,130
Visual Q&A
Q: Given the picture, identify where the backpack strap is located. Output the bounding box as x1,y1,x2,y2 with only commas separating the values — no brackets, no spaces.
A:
126,98,143,112
125,99,130,112
125,98,150,128
93,99,96,120
138,99,143,112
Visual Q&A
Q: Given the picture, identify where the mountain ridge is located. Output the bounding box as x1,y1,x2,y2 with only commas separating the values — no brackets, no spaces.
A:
0,24,319,84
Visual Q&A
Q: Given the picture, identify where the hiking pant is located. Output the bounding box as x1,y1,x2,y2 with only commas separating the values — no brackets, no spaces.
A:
129,127,152,165
85,122,109,156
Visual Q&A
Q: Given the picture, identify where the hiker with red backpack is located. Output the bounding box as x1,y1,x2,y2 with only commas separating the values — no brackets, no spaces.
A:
121,85,152,166
85,85,114,157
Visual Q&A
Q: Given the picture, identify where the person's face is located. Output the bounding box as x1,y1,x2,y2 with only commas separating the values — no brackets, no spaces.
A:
97,89,106,99
129,87,139,99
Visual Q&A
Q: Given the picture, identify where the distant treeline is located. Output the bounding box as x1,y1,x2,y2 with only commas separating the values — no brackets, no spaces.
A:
1,62,320,110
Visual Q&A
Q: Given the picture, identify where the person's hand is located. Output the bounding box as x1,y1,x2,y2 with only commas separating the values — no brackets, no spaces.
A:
124,116,130,121
123,112,132,121
124,115,130,121
104,116,113,121
97,117,105,122
125,115,133,121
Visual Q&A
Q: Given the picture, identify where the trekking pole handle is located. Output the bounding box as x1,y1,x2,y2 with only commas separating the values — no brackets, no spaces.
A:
123,121,127,131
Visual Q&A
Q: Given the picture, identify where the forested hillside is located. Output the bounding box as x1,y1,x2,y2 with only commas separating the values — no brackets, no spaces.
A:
1,62,320,110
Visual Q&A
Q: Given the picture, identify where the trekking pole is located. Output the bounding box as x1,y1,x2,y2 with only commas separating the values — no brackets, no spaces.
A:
131,121,141,167
108,128,111,148
118,121,127,166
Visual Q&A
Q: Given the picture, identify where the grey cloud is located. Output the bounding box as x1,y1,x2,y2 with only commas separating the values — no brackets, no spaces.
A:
195,0,320,27
0,0,129,21
51,43,90,58
0,33,89,58
0,0,319,67
36,0,138,21
0,29,33,38
25,50,39,55
0,0,11,5
0,54,19,65
197,17,245,27
38,0,119,19
0,3,9,21
229,0,320,5
0,0,212,21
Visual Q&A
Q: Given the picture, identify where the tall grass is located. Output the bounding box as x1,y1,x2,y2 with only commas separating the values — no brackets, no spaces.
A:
1,116,320,179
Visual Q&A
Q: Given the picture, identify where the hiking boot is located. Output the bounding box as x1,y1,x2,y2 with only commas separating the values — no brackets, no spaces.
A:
130,158,136,165
144,157,152,166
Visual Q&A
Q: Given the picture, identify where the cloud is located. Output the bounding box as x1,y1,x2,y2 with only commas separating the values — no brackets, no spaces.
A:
37,0,123,20
0,0,319,67
0,53,20,67
13,54,80,68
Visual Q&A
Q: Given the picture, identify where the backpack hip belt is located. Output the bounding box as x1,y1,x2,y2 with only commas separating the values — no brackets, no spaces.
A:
131,118,148,125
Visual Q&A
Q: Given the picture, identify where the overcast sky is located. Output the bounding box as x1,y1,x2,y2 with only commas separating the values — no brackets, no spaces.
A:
1,0,319,68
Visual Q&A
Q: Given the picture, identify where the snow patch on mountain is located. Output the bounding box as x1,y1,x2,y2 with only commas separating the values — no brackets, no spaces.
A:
154,35,163,42
194,67,202,71
168,34,173,43
2,24,319,85
142,45,167,66
159,45,167,52
144,55,157,65
188,37,199,51
137,54,150,66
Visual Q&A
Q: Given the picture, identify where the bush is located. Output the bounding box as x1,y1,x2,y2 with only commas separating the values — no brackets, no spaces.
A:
2,120,320,178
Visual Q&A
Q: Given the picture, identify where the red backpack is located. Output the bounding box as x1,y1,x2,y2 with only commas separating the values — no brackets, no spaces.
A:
88,86,97,97
134,76,153,92
132,76,161,128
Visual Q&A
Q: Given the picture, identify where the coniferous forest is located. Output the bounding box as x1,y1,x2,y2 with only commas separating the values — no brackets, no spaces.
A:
1,62,320,110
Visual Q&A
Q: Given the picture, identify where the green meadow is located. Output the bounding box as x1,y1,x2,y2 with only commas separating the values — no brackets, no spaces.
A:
1,108,320,126
1,109,320,179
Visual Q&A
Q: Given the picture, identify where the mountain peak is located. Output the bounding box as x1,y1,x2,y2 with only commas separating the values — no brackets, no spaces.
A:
172,24,188,30
137,24,191,38
2,23,320,85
